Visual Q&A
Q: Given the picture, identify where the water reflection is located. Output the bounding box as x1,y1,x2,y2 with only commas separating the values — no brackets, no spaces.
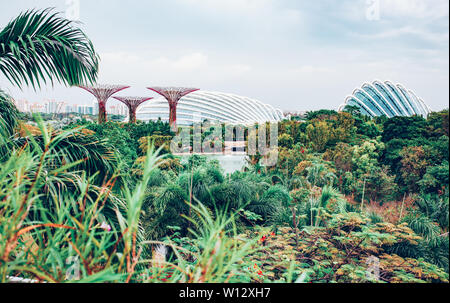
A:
179,154,247,174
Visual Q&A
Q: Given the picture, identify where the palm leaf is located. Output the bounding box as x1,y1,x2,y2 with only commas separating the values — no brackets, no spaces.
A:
0,8,99,89
0,89,19,138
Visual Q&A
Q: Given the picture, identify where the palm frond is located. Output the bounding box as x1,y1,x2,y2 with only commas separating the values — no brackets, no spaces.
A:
0,89,19,138
0,8,99,89
319,185,342,209
10,125,119,182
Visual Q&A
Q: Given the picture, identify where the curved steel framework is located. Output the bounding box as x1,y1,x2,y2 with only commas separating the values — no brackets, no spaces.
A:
137,90,285,125
112,96,153,123
339,80,431,118
147,87,200,131
78,84,130,123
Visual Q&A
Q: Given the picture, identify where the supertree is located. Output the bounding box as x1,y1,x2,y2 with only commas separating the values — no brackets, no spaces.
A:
147,87,199,131
78,85,130,123
112,96,153,124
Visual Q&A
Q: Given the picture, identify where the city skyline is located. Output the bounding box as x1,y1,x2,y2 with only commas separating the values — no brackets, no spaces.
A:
13,98,128,116
0,0,448,112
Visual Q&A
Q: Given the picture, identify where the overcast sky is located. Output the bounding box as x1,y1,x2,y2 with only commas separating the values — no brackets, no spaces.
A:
0,0,448,111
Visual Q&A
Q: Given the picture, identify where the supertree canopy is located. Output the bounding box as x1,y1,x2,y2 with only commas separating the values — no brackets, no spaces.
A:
112,96,153,124
78,84,130,123
147,87,199,131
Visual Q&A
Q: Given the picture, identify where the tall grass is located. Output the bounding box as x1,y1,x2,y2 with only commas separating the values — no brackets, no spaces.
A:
0,117,256,283
140,202,258,283
0,117,160,282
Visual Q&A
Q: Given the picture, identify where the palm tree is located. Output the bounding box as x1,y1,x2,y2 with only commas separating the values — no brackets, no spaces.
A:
0,8,100,156
0,8,107,181
306,163,337,187
0,89,19,138
0,8,99,133
0,8,99,90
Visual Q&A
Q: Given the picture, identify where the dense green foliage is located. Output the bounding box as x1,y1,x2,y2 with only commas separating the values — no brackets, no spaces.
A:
1,103,448,283
0,8,448,284
64,120,173,166
0,89,19,138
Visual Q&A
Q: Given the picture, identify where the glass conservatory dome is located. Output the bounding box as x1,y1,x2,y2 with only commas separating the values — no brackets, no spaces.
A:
339,80,431,118
137,90,284,125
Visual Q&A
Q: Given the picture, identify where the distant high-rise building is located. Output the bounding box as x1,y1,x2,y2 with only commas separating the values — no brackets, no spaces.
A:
43,100,65,114
65,104,73,113
71,104,79,114
29,103,45,113
78,84,130,123
92,99,99,115
107,103,128,116
77,105,94,115
13,99,29,112
284,110,308,120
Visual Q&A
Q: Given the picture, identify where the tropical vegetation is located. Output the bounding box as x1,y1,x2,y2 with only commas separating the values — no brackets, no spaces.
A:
0,9,448,283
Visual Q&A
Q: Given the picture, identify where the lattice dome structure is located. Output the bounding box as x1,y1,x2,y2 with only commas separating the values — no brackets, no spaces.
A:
339,80,431,118
137,90,284,125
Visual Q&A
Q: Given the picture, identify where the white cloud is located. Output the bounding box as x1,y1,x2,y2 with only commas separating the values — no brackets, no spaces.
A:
177,0,302,29
172,53,208,70
150,53,208,70
381,0,449,19
101,52,207,70
2,0,447,112
97,50,252,88
179,0,276,13
353,26,449,44
292,65,334,74
225,64,252,74
99,51,208,81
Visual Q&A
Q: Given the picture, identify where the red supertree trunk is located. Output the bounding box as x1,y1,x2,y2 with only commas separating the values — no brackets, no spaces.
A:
98,100,107,124
169,102,178,132
147,87,200,132
112,96,153,124
129,105,137,124
78,85,130,124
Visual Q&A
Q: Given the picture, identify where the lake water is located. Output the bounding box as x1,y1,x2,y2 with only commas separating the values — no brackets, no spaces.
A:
208,154,248,174
179,154,248,174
